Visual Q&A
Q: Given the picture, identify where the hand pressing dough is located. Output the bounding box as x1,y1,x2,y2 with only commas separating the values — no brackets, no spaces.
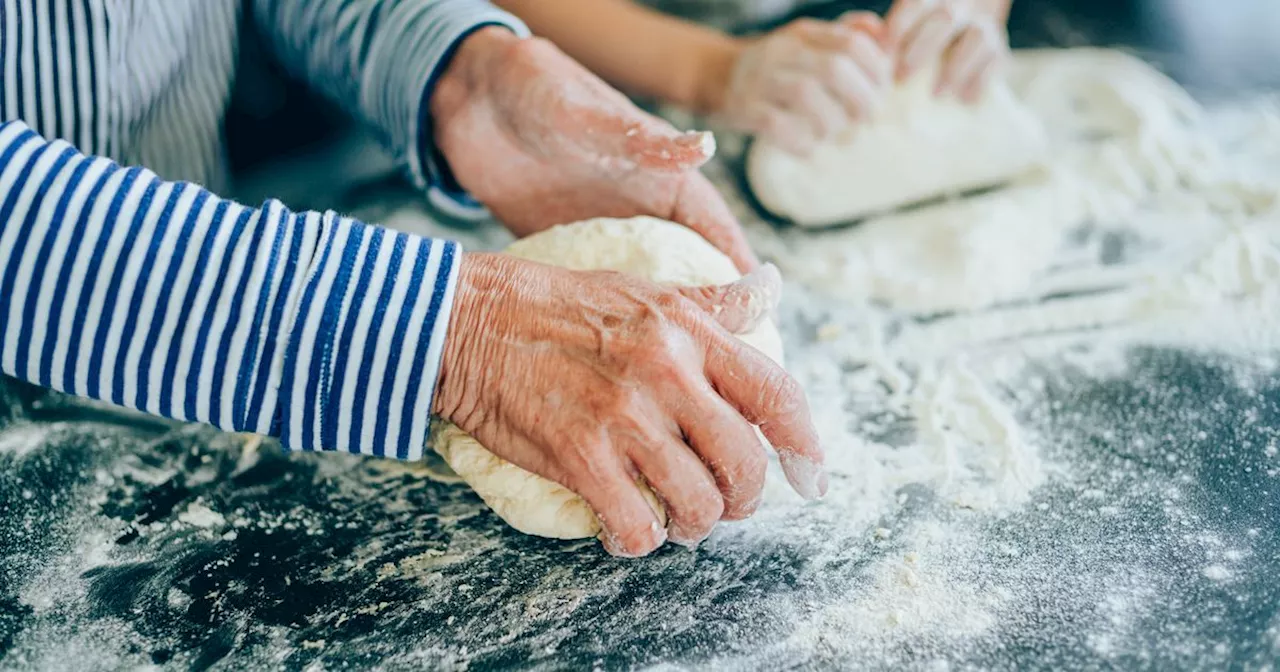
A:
746,69,1050,227
431,217,785,540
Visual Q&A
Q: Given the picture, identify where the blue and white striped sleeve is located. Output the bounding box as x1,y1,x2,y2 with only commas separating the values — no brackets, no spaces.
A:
252,0,530,219
0,120,459,460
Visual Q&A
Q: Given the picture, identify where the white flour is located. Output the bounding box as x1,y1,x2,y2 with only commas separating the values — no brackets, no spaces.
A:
691,48,1280,663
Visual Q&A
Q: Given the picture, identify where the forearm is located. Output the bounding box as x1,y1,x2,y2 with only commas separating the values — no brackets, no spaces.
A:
252,0,529,209
0,120,458,459
494,0,741,112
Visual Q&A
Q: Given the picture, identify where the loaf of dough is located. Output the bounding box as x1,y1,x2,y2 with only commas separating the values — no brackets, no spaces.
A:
746,70,1049,227
431,217,786,540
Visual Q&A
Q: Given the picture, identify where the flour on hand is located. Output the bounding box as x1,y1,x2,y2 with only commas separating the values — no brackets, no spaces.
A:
746,69,1049,227
431,217,785,541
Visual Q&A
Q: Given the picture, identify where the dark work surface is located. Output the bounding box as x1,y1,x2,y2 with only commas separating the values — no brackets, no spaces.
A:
0,345,1276,670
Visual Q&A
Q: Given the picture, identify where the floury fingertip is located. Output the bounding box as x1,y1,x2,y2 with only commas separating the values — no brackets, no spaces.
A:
779,452,828,501
678,130,717,160
735,262,783,326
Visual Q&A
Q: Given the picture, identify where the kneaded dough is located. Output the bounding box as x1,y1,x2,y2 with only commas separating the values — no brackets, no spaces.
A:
746,69,1049,227
431,217,785,540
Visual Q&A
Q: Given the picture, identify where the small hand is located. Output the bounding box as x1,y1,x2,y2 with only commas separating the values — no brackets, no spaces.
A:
884,0,1010,102
430,28,758,272
713,13,892,155
434,254,826,557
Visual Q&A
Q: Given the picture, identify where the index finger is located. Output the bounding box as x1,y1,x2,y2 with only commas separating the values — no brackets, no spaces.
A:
702,331,826,500
884,0,933,46
670,172,761,273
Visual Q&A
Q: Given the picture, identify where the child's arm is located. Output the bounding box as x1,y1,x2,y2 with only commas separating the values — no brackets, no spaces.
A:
492,0,740,114
495,0,892,155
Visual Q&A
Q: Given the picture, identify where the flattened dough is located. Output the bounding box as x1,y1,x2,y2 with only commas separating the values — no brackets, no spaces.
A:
747,70,1049,227
431,217,785,540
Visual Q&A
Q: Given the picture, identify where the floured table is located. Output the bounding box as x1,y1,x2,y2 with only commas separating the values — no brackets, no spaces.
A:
2,34,1279,672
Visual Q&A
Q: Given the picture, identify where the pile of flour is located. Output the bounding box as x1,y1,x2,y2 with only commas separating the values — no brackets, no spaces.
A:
683,48,1280,664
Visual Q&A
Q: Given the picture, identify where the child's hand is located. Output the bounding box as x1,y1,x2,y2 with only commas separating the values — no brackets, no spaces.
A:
713,13,892,156
884,0,1009,102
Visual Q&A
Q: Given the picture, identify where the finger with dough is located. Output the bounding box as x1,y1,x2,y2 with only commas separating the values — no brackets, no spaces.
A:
677,263,782,335
703,336,826,500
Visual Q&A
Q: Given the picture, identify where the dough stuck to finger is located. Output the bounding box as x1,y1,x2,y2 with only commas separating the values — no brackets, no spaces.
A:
430,217,785,541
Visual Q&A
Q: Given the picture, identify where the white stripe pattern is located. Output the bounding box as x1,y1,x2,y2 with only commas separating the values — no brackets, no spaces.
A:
0,0,527,458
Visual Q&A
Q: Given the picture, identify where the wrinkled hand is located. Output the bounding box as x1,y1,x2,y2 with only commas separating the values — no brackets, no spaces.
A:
430,27,758,272
884,0,1009,101
434,254,826,557
715,13,892,155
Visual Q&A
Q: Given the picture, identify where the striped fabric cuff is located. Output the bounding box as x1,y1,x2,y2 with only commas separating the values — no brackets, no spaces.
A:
360,0,529,217
279,213,461,460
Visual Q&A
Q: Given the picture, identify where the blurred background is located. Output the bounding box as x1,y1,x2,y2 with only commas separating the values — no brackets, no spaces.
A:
224,0,1280,208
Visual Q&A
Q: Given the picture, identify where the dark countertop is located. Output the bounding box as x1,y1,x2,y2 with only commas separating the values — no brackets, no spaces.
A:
3,2,1280,670
0,347,1276,670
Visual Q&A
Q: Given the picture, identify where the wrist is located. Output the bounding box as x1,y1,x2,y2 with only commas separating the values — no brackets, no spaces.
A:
430,26,521,148
688,36,744,115
434,252,511,420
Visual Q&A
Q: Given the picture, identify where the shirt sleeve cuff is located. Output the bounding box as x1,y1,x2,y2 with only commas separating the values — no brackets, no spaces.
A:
359,0,530,220
280,213,462,460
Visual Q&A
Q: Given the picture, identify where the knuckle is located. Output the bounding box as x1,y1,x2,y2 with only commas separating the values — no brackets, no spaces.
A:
563,435,614,483
677,487,725,535
652,288,688,313
609,385,644,415
832,30,860,53
760,368,805,416
736,446,770,489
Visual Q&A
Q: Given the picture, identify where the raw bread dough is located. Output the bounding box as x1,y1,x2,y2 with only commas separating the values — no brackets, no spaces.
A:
746,70,1050,227
431,217,786,540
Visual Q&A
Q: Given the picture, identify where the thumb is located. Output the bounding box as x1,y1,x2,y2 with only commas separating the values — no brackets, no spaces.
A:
678,263,783,334
555,71,717,173
624,126,717,172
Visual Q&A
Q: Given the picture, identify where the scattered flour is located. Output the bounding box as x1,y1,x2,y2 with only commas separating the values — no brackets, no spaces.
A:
698,48,1280,662
177,502,226,529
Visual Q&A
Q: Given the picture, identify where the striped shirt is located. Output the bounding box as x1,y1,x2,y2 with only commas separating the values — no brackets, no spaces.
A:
0,0,529,460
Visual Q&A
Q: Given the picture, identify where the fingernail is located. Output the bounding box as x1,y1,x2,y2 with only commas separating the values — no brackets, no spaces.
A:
599,525,666,558
677,130,717,160
779,452,828,501
668,530,704,550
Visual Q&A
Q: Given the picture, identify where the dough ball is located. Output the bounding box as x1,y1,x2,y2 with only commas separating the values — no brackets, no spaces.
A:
747,69,1048,227
431,216,784,540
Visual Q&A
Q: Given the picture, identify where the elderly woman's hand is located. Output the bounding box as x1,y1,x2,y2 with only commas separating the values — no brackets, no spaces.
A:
884,0,1010,101
430,27,758,273
433,253,826,557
